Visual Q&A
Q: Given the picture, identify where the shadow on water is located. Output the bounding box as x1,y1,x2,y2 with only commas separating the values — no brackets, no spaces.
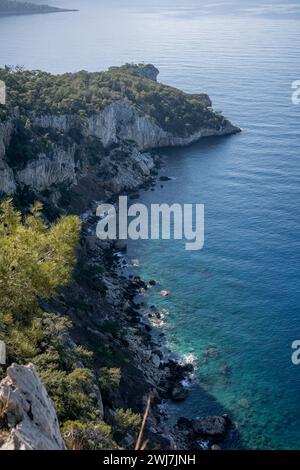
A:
127,131,246,449
156,131,241,157
152,319,245,449
179,381,245,449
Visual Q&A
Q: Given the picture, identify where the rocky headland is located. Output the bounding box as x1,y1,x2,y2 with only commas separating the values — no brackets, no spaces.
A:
0,0,78,17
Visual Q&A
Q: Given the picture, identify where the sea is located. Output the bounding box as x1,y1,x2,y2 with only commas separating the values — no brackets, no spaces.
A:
0,0,300,449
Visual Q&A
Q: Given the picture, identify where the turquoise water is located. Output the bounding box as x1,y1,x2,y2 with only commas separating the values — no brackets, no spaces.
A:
1,0,300,449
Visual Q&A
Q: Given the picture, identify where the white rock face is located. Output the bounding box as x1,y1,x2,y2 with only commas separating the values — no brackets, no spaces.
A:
0,363,66,450
34,114,71,132
0,122,16,194
86,101,238,150
0,162,16,195
16,146,78,192
0,340,6,365
87,101,165,149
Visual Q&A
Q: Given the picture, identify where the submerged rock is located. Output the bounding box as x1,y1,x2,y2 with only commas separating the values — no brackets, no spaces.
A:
175,414,231,448
0,363,66,450
114,239,127,252
160,290,170,297
192,415,231,439
171,382,189,401
159,176,172,181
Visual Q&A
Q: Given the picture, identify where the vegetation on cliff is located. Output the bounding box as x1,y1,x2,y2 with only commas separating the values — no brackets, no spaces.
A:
0,201,98,433
0,199,79,326
0,64,226,137
0,199,143,449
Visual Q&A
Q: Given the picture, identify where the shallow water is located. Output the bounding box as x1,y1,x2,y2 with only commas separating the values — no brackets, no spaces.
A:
1,0,300,449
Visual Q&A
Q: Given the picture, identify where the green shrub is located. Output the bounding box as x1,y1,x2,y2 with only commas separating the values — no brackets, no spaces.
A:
0,199,80,324
99,367,121,393
74,345,94,367
62,420,118,450
39,367,101,423
114,408,141,437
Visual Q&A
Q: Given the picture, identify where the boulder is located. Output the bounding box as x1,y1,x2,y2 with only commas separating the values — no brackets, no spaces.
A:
211,444,221,450
171,382,189,401
0,363,66,450
134,64,159,81
174,414,231,448
192,415,230,439
114,239,127,252
151,354,161,368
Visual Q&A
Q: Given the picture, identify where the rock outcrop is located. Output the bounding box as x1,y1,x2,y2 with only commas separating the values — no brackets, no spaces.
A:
192,415,231,439
16,146,78,192
0,364,66,450
109,63,159,81
175,414,232,448
133,64,159,81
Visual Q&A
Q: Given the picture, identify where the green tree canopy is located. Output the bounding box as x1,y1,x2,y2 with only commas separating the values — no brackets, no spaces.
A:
0,199,80,321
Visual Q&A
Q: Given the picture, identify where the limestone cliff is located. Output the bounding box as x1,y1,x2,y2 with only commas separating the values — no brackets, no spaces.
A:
0,121,16,194
0,364,66,450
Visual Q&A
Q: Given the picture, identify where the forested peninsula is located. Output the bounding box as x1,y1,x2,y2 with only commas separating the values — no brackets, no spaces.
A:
0,0,77,17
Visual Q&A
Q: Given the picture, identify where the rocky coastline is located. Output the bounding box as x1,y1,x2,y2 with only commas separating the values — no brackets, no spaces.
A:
61,156,234,450
0,63,240,449
0,154,235,450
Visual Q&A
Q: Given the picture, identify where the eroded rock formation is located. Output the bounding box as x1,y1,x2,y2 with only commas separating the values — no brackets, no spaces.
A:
0,363,66,450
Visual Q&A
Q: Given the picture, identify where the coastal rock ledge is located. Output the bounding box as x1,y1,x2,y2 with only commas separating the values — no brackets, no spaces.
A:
0,364,66,450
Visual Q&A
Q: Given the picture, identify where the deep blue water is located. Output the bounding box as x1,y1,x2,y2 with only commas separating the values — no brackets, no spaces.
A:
1,0,300,449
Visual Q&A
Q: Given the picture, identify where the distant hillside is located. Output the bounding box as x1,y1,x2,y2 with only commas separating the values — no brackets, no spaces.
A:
0,0,77,16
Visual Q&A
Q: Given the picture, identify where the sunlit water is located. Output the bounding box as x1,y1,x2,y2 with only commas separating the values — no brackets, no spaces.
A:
1,0,300,449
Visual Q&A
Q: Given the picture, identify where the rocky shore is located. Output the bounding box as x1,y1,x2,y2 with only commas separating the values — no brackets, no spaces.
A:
56,158,234,449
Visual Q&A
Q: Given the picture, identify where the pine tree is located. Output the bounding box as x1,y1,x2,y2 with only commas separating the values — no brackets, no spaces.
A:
0,199,80,362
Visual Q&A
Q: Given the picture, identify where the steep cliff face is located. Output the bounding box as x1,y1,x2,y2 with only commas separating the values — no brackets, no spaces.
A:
0,130,78,196
86,100,238,150
34,100,237,151
16,145,78,192
0,122,16,194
